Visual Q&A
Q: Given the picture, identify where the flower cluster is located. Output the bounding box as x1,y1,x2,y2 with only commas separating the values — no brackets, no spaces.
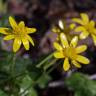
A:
0,13,94,71
52,13,93,71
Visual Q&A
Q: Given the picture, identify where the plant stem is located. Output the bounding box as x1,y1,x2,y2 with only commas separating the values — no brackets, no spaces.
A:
36,53,54,68
47,59,62,74
10,53,16,77
44,59,57,70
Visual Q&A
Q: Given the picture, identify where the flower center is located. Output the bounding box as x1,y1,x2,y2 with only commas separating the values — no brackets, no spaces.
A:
64,46,77,59
13,27,26,38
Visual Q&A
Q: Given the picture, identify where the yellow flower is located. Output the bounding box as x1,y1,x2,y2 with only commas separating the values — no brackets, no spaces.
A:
52,20,67,32
71,13,96,45
52,20,72,41
0,16,36,52
53,33,90,71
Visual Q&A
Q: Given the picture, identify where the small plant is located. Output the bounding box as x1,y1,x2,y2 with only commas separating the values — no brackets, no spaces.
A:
0,13,96,96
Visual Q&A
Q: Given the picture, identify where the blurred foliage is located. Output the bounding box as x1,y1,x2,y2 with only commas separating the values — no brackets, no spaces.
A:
0,0,7,14
0,89,7,96
65,73,96,96
0,15,9,27
0,49,52,96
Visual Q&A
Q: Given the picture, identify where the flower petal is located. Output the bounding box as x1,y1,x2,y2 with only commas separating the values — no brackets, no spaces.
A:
26,35,34,46
89,20,95,28
22,38,29,50
91,34,96,46
79,31,89,39
9,16,17,29
69,23,76,29
52,27,61,33
26,28,36,34
81,13,89,24
70,36,78,47
74,26,86,32
76,55,90,64
19,21,25,28
54,51,64,58
60,33,69,48
76,45,87,53
72,60,81,68
93,29,96,35
72,18,84,25
4,35,14,40
63,58,70,71
53,42,63,51
0,28,10,34
13,38,21,52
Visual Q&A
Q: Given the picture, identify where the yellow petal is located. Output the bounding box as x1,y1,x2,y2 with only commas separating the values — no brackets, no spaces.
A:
76,55,90,64
70,36,78,47
72,60,81,68
26,35,34,46
54,51,64,58
93,29,96,35
91,34,96,46
81,13,89,24
53,42,63,51
69,23,76,29
72,18,84,25
22,38,29,50
89,20,95,28
63,58,70,71
13,38,21,52
74,26,86,32
79,31,89,39
0,28,9,34
27,28,36,34
19,21,25,28
76,45,87,53
52,27,61,33
4,35,14,40
9,16,17,29
60,33,69,48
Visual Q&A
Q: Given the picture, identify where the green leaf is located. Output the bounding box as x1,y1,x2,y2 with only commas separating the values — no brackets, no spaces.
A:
28,64,42,81
0,50,14,73
65,73,96,96
37,72,51,88
0,90,7,96
20,75,37,96
28,88,38,96
13,56,32,76
20,75,34,89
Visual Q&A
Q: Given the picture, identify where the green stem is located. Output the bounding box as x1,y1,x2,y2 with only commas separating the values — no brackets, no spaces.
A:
10,53,16,77
44,59,57,70
47,59,62,74
36,53,54,68
47,66,55,74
